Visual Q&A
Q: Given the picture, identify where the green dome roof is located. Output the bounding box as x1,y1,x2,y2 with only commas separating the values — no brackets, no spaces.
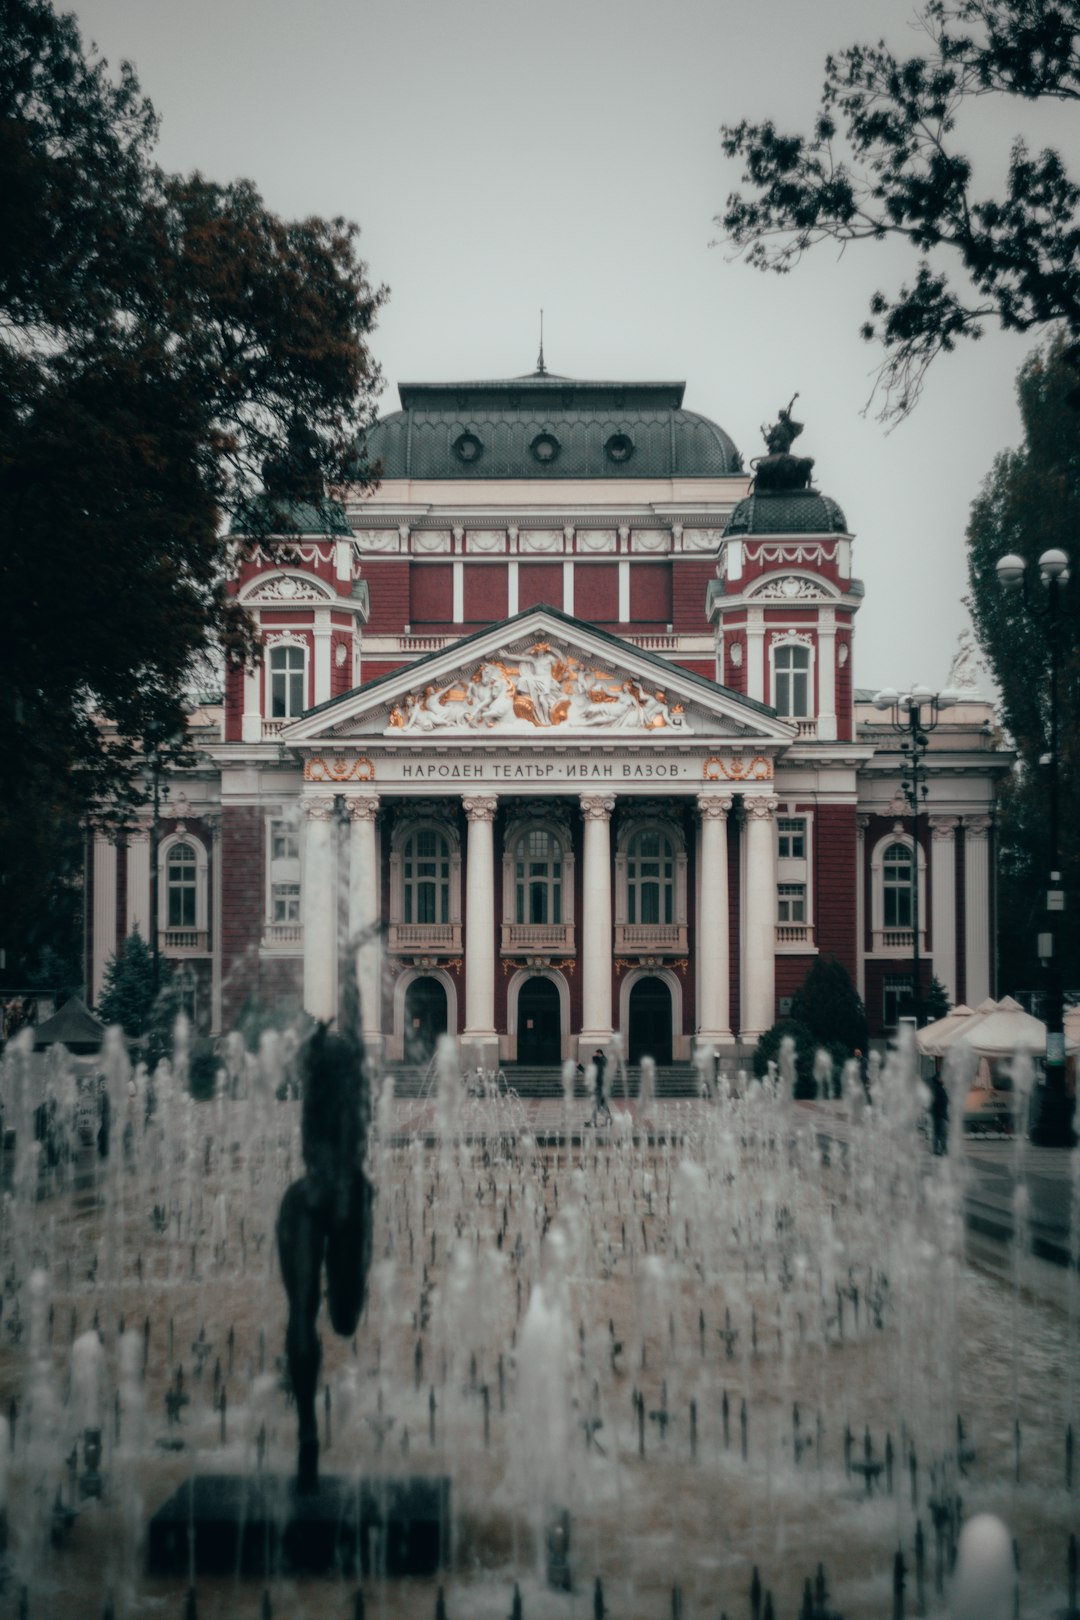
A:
724,487,848,537
357,373,743,480
230,496,351,537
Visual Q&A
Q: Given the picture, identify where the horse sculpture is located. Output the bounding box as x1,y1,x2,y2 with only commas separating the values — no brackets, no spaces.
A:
277,948,374,1493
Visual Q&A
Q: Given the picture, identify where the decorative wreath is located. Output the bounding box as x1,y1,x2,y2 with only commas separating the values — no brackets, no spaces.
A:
530,431,561,465
453,431,483,464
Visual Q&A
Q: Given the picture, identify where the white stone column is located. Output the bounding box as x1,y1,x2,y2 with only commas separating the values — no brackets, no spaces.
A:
964,815,993,1006
463,794,499,1064
313,613,332,707
209,814,223,1036
930,816,960,1006
579,794,616,1052
817,608,837,742
855,814,869,1001
92,835,118,1008
241,661,262,743
742,795,780,1040
301,793,338,1021
697,793,734,1044
746,608,766,703
125,829,151,941
345,793,382,1055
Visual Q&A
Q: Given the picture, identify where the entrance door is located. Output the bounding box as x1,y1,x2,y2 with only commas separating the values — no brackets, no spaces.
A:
404,976,448,1063
628,977,673,1065
516,977,561,1066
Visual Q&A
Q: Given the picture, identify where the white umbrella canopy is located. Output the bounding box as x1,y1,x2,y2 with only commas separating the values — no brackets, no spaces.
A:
955,995,1079,1059
929,998,1001,1056
915,1004,976,1057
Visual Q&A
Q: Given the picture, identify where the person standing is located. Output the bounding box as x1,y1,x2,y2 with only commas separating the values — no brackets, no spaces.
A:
590,1046,612,1126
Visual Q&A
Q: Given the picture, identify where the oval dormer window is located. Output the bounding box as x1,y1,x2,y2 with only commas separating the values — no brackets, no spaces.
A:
605,432,634,464
453,431,483,464
530,431,561,465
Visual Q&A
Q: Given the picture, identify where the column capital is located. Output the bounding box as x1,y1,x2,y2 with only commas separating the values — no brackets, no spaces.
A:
697,792,735,821
964,814,993,841
462,794,498,823
300,792,336,823
744,794,780,823
580,794,616,822
929,815,960,840
344,792,380,822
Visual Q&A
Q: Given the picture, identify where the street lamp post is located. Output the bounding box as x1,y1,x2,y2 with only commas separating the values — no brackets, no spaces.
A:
872,686,958,1026
995,547,1074,1147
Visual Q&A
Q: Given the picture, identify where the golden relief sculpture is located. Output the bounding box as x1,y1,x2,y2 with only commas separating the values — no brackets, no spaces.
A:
304,755,376,783
387,643,687,733
702,753,773,782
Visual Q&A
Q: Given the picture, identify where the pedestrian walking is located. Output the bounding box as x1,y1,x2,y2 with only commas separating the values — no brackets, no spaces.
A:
589,1046,612,1126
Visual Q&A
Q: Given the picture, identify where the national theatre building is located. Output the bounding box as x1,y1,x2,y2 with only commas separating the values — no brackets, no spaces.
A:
86,367,1010,1064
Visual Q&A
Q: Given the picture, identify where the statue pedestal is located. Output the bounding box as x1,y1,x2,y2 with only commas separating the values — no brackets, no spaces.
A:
147,1473,450,1577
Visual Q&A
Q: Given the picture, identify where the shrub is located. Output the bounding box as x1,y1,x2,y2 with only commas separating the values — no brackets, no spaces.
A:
753,1018,816,1096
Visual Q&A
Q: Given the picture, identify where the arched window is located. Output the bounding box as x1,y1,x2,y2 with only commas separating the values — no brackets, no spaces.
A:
166,842,198,929
403,827,450,925
882,842,913,928
514,828,563,925
269,644,306,718
626,828,674,925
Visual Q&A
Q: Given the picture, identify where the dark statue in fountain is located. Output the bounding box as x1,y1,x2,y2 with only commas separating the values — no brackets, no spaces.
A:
753,394,815,491
277,951,374,1494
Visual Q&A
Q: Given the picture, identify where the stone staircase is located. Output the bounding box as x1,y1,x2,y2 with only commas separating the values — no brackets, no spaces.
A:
379,1063,701,1100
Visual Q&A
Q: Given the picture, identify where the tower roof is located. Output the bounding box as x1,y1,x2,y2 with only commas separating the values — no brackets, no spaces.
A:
724,488,849,536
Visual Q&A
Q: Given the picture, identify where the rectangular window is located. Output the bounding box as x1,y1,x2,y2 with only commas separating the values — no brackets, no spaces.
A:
272,882,301,924
884,975,914,1027
778,883,806,923
777,818,806,860
167,885,196,929
884,885,913,929
271,821,299,861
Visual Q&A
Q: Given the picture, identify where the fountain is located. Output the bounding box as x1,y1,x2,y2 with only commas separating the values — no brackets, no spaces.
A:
0,1003,1077,1617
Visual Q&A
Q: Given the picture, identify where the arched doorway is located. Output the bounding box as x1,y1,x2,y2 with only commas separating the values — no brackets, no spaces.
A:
404,976,447,1063
516,976,561,1066
628,977,673,1065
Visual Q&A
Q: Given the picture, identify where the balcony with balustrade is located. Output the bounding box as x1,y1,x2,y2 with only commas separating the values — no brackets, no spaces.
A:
387,922,462,955
500,922,575,957
613,922,687,955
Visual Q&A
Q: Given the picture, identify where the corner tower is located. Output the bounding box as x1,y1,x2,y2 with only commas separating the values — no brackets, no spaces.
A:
707,400,862,743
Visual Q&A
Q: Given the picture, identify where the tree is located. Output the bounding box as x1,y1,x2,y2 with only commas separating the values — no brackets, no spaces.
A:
0,0,386,982
96,929,159,1038
789,956,870,1061
966,332,1080,990
717,0,1080,419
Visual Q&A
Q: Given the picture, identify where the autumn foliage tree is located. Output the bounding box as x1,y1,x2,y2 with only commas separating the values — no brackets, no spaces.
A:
717,0,1080,419
0,0,386,984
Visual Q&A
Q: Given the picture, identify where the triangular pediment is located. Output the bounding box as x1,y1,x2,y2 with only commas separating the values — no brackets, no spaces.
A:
281,607,795,747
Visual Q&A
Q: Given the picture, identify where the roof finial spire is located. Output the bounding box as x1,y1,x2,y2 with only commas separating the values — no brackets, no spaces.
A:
536,308,547,376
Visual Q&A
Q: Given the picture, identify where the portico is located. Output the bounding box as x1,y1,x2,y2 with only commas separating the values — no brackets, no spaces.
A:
283,606,793,1064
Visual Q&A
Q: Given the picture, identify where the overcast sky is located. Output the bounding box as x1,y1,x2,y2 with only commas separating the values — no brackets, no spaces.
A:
70,0,1066,694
